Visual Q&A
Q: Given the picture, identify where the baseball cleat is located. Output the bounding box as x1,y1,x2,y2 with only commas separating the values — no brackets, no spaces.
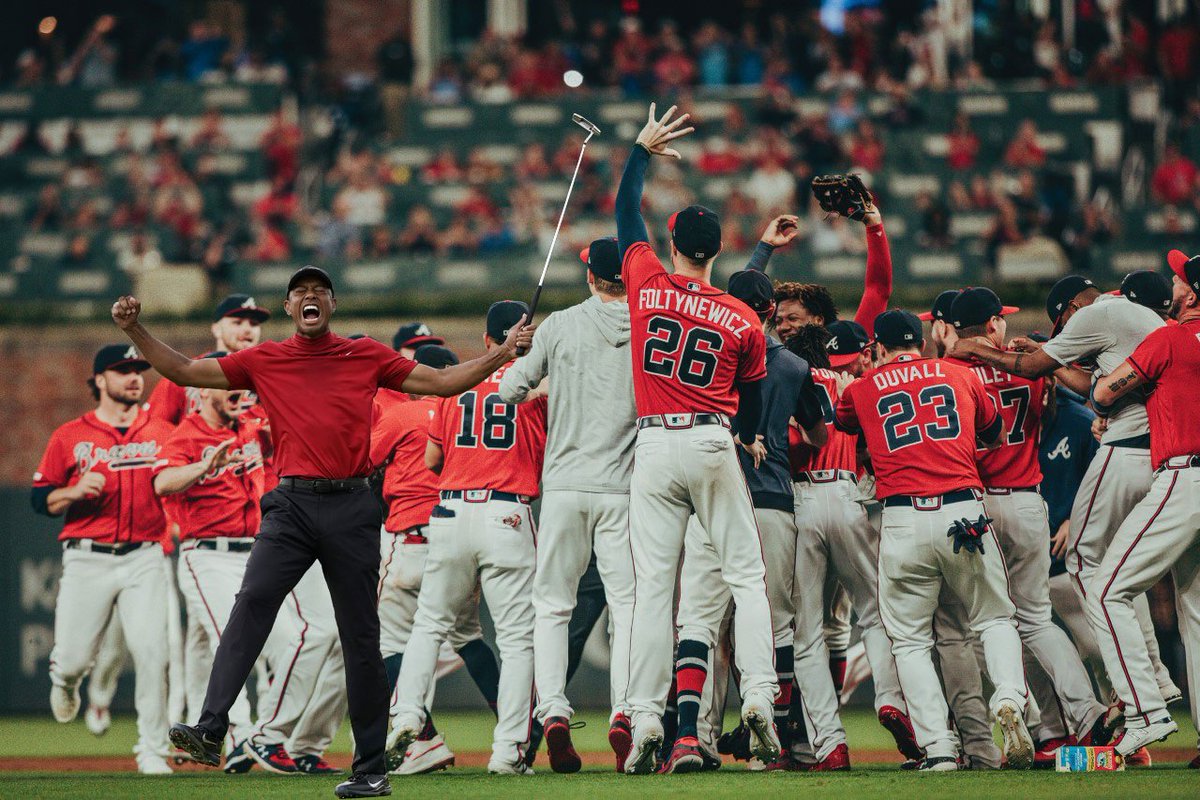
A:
764,753,805,771
623,727,664,775
293,754,342,774
393,734,454,775
1103,691,1125,731
384,719,421,770
994,700,1034,769
806,743,851,772
608,713,633,773
50,684,80,723
662,735,704,774
84,705,111,737
169,723,222,767
1033,736,1073,768
1161,683,1184,707
334,773,392,797
1187,753,1199,769
917,755,959,772
223,741,255,774
1124,746,1151,767
247,740,298,773
743,703,782,764
717,722,752,760
487,757,534,775
878,705,923,761
135,751,174,775
700,748,722,771
1115,716,1177,757
544,716,582,774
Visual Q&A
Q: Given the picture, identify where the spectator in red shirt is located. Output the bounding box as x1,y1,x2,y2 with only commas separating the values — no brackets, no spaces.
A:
253,175,298,222
697,136,743,175
515,142,552,181
849,119,885,172
654,36,697,91
261,108,301,183
250,215,291,262
422,147,461,184
1004,119,1046,169
1151,142,1199,207
946,112,980,171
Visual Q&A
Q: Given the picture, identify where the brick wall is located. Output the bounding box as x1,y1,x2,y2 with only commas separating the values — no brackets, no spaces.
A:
325,0,412,77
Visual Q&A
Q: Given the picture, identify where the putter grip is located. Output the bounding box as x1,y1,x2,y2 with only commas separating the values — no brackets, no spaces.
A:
516,285,544,356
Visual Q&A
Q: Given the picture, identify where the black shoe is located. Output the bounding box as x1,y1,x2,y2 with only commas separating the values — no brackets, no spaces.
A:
334,773,391,797
917,755,958,772
524,718,544,768
293,754,343,774
223,741,255,774
717,723,752,761
169,723,222,768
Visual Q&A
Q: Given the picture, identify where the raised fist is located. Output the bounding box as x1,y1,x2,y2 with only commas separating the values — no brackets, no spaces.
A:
111,296,141,330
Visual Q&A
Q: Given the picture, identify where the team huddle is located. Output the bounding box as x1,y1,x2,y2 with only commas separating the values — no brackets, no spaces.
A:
33,103,1200,797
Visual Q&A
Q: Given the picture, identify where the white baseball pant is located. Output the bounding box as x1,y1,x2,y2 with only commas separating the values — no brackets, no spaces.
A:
533,490,634,724
50,542,170,757
85,619,126,711
1049,571,1112,698
625,423,777,732
930,593,1002,767
877,496,1028,760
392,495,536,764
1088,461,1200,728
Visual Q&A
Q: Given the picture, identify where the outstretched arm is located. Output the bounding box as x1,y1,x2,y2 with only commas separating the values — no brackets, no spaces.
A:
855,214,892,329
616,103,694,260
950,336,1060,379
744,214,800,272
403,315,536,397
112,296,229,388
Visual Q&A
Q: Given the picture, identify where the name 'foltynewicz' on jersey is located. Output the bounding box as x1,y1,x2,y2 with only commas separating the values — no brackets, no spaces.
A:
638,286,755,338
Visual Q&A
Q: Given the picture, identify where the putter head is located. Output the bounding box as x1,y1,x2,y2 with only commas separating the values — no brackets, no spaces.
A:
572,113,601,139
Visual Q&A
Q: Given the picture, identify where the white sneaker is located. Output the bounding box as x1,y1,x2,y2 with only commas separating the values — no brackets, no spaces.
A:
50,684,80,723
487,757,533,775
994,700,1034,769
136,751,175,775
745,757,767,771
742,701,781,764
394,734,455,775
623,723,663,775
85,705,111,737
1115,716,1178,757
384,717,421,768
1160,682,1184,707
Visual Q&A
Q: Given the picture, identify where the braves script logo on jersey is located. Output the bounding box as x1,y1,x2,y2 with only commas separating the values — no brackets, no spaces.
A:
198,440,264,482
73,440,162,472
638,287,754,338
1045,436,1072,460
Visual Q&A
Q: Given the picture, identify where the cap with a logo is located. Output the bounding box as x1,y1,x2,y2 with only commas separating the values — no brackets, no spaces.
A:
668,205,722,261
1045,275,1096,333
949,287,1019,329
93,344,151,374
213,294,270,323
392,322,443,352
825,319,872,367
727,270,774,313
580,237,622,284
286,265,334,295
1168,249,1200,294
486,300,530,343
1120,270,1172,313
873,309,924,348
413,344,460,369
917,289,961,322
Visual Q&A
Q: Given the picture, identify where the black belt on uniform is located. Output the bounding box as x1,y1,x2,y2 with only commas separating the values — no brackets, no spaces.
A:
883,488,981,509
279,476,370,493
184,538,255,553
63,540,155,556
1107,433,1151,449
637,413,730,430
794,470,858,485
984,486,1040,495
440,489,531,504
1158,454,1200,472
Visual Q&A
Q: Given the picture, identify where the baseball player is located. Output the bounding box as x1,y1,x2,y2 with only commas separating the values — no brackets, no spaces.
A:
32,345,176,774
951,276,1181,706
1119,270,1173,322
613,103,780,774
920,289,962,357
373,343,502,775
392,322,445,359
944,288,1110,751
497,236,638,773
784,324,922,767
835,310,1034,771
387,301,548,775
1088,249,1200,758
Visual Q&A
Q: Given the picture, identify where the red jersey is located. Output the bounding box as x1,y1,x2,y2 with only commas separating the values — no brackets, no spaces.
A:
161,414,266,539
789,367,858,474
218,332,416,478
33,410,173,543
429,362,547,497
834,355,1000,499
147,377,200,424
945,356,1044,489
852,223,893,331
371,390,440,532
624,241,767,417
1128,318,1200,469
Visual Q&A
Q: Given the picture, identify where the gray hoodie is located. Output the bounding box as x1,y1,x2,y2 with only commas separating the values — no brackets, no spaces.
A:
498,294,635,493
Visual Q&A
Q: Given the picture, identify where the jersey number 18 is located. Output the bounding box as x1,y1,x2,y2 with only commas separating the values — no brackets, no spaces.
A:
455,392,517,450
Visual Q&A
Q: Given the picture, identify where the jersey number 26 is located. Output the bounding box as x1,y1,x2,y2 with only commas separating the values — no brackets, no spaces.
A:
642,316,723,388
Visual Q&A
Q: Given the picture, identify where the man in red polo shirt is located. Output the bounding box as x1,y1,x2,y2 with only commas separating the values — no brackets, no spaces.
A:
32,345,175,774
111,266,535,798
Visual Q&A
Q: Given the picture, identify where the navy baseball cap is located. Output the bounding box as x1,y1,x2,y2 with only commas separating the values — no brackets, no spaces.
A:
213,294,270,323
1045,275,1096,333
393,322,443,351
669,205,722,261
486,300,530,343
1168,249,1200,294
93,344,151,374
413,344,460,369
917,289,961,322
286,265,334,295
1120,270,1172,313
873,309,923,348
580,237,622,284
949,287,1019,329
727,270,774,313
825,320,871,367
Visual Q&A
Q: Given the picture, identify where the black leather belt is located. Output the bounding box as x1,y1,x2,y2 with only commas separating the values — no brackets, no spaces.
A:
794,470,858,485
638,413,729,430
984,486,1039,495
185,538,255,552
64,540,155,556
440,489,531,504
1107,433,1151,449
883,488,981,509
1158,455,1200,472
279,476,370,493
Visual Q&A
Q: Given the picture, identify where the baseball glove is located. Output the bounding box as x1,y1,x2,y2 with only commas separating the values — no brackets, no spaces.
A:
811,174,877,222
947,515,993,556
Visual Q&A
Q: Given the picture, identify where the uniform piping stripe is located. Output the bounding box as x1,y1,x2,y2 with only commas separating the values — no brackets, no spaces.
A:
252,590,310,745
1071,446,1114,598
184,552,223,642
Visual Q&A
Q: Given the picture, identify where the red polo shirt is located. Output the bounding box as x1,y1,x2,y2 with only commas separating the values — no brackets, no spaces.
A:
218,332,417,478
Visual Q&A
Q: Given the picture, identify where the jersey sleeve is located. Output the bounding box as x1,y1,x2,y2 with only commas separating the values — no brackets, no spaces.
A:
498,314,552,404
621,241,665,290
1041,307,1110,367
833,382,862,434
147,379,186,424
160,427,196,469
32,429,72,488
968,372,1002,438
369,402,396,468
853,223,892,330
218,349,257,391
1127,328,1171,383
427,397,448,445
736,326,768,383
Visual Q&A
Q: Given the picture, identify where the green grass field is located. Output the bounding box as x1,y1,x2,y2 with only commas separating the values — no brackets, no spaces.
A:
1,709,1196,799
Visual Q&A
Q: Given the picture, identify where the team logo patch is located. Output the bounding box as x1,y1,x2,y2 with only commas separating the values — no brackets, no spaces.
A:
501,513,523,531
686,281,700,291
124,345,139,359
241,296,258,309
825,336,839,351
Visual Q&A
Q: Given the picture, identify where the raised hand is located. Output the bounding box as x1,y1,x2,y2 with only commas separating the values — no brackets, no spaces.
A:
503,314,537,358
635,103,695,160
760,215,801,248
202,438,238,474
739,434,768,469
111,296,142,330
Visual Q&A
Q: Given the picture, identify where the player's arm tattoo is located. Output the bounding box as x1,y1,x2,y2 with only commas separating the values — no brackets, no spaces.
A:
1091,360,1142,412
